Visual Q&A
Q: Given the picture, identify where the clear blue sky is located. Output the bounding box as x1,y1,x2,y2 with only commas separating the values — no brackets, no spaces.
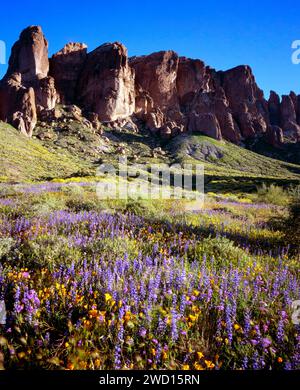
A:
0,0,299,97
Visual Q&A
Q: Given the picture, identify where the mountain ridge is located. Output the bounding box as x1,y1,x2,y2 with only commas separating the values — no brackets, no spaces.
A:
0,25,299,152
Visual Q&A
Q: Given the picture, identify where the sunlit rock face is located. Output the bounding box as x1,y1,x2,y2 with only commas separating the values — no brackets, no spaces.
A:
0,26,56,135
77,42,135,122
0,24,299,147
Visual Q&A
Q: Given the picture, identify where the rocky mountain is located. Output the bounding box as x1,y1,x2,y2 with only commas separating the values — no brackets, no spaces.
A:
0,25,300,151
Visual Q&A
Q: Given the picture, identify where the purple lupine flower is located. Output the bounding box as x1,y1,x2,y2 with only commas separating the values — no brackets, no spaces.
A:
171,308,179,342
261,338,272,349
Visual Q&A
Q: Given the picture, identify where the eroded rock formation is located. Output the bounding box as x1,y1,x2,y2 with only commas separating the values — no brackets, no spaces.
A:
0,26,57,136
1,25,299,147
77,42,135,122
50,42,87,104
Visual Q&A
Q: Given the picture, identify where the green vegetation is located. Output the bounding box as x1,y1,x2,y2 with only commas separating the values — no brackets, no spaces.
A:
168,134,300,178
2,122,300,192
0,123,90,181
0,182,299,370
0,121,300,370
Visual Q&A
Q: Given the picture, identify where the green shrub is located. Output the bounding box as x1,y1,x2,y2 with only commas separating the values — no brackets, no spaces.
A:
66,196,99,212
0,237,15,259
188,236,248,269
257,183,287,206
30,193,67,216
284,197,300,250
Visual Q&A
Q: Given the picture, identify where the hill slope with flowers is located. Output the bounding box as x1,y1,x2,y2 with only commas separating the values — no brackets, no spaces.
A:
0,181,299,370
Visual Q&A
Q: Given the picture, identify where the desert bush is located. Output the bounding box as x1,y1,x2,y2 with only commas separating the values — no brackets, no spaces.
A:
30,193,67,216
257,183,287,206
188,236,248,269
17,236,82,269
66,197,98,212
0,237,15,259
284,196,300,251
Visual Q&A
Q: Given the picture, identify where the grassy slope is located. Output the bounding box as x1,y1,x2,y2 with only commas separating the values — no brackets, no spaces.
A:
168,134,300,179
0,123,90,182
1,120,300,187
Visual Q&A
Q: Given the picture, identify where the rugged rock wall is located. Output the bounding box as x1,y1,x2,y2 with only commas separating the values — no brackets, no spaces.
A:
1,25,299,147
0,26,57,136
77,42,135,122
50,43,87,104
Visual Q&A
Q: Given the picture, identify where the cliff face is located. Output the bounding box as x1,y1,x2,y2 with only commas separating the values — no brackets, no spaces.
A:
1,25,299,148
77,42,135,122
0,26,57,136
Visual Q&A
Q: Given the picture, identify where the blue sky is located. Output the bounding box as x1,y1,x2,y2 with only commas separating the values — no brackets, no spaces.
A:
0,0,299,97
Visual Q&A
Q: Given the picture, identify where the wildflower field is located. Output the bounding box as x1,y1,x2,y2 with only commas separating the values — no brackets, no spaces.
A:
0,180,299,370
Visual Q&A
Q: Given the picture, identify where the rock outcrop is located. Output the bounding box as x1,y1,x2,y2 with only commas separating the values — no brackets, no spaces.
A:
1,25,300,148
0,26,57,135
177,57,212,107
77,42,135,122
221,65,269,138
280,94,300,140
50,43,87,104
130,51,185,136
6,25,49,83
266,125,284,147
0,73,37,136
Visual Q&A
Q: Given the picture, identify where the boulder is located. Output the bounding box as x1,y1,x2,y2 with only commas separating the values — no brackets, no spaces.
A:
86,112,103,132
188,112,222,140
188,86,240,143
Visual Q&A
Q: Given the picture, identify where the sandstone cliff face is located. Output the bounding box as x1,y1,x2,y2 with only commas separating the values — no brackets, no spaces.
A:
131,51,179,112
266,125,284,147
77,42,135,122
176,57,212,108
1,25,299,148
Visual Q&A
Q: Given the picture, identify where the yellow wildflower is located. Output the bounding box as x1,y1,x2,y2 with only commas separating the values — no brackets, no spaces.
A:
193,289,200,297
105,293,112,302
197,352,204,360
205,360,215,369
88,309,98,318
194,362,204,370
124,311,131,321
